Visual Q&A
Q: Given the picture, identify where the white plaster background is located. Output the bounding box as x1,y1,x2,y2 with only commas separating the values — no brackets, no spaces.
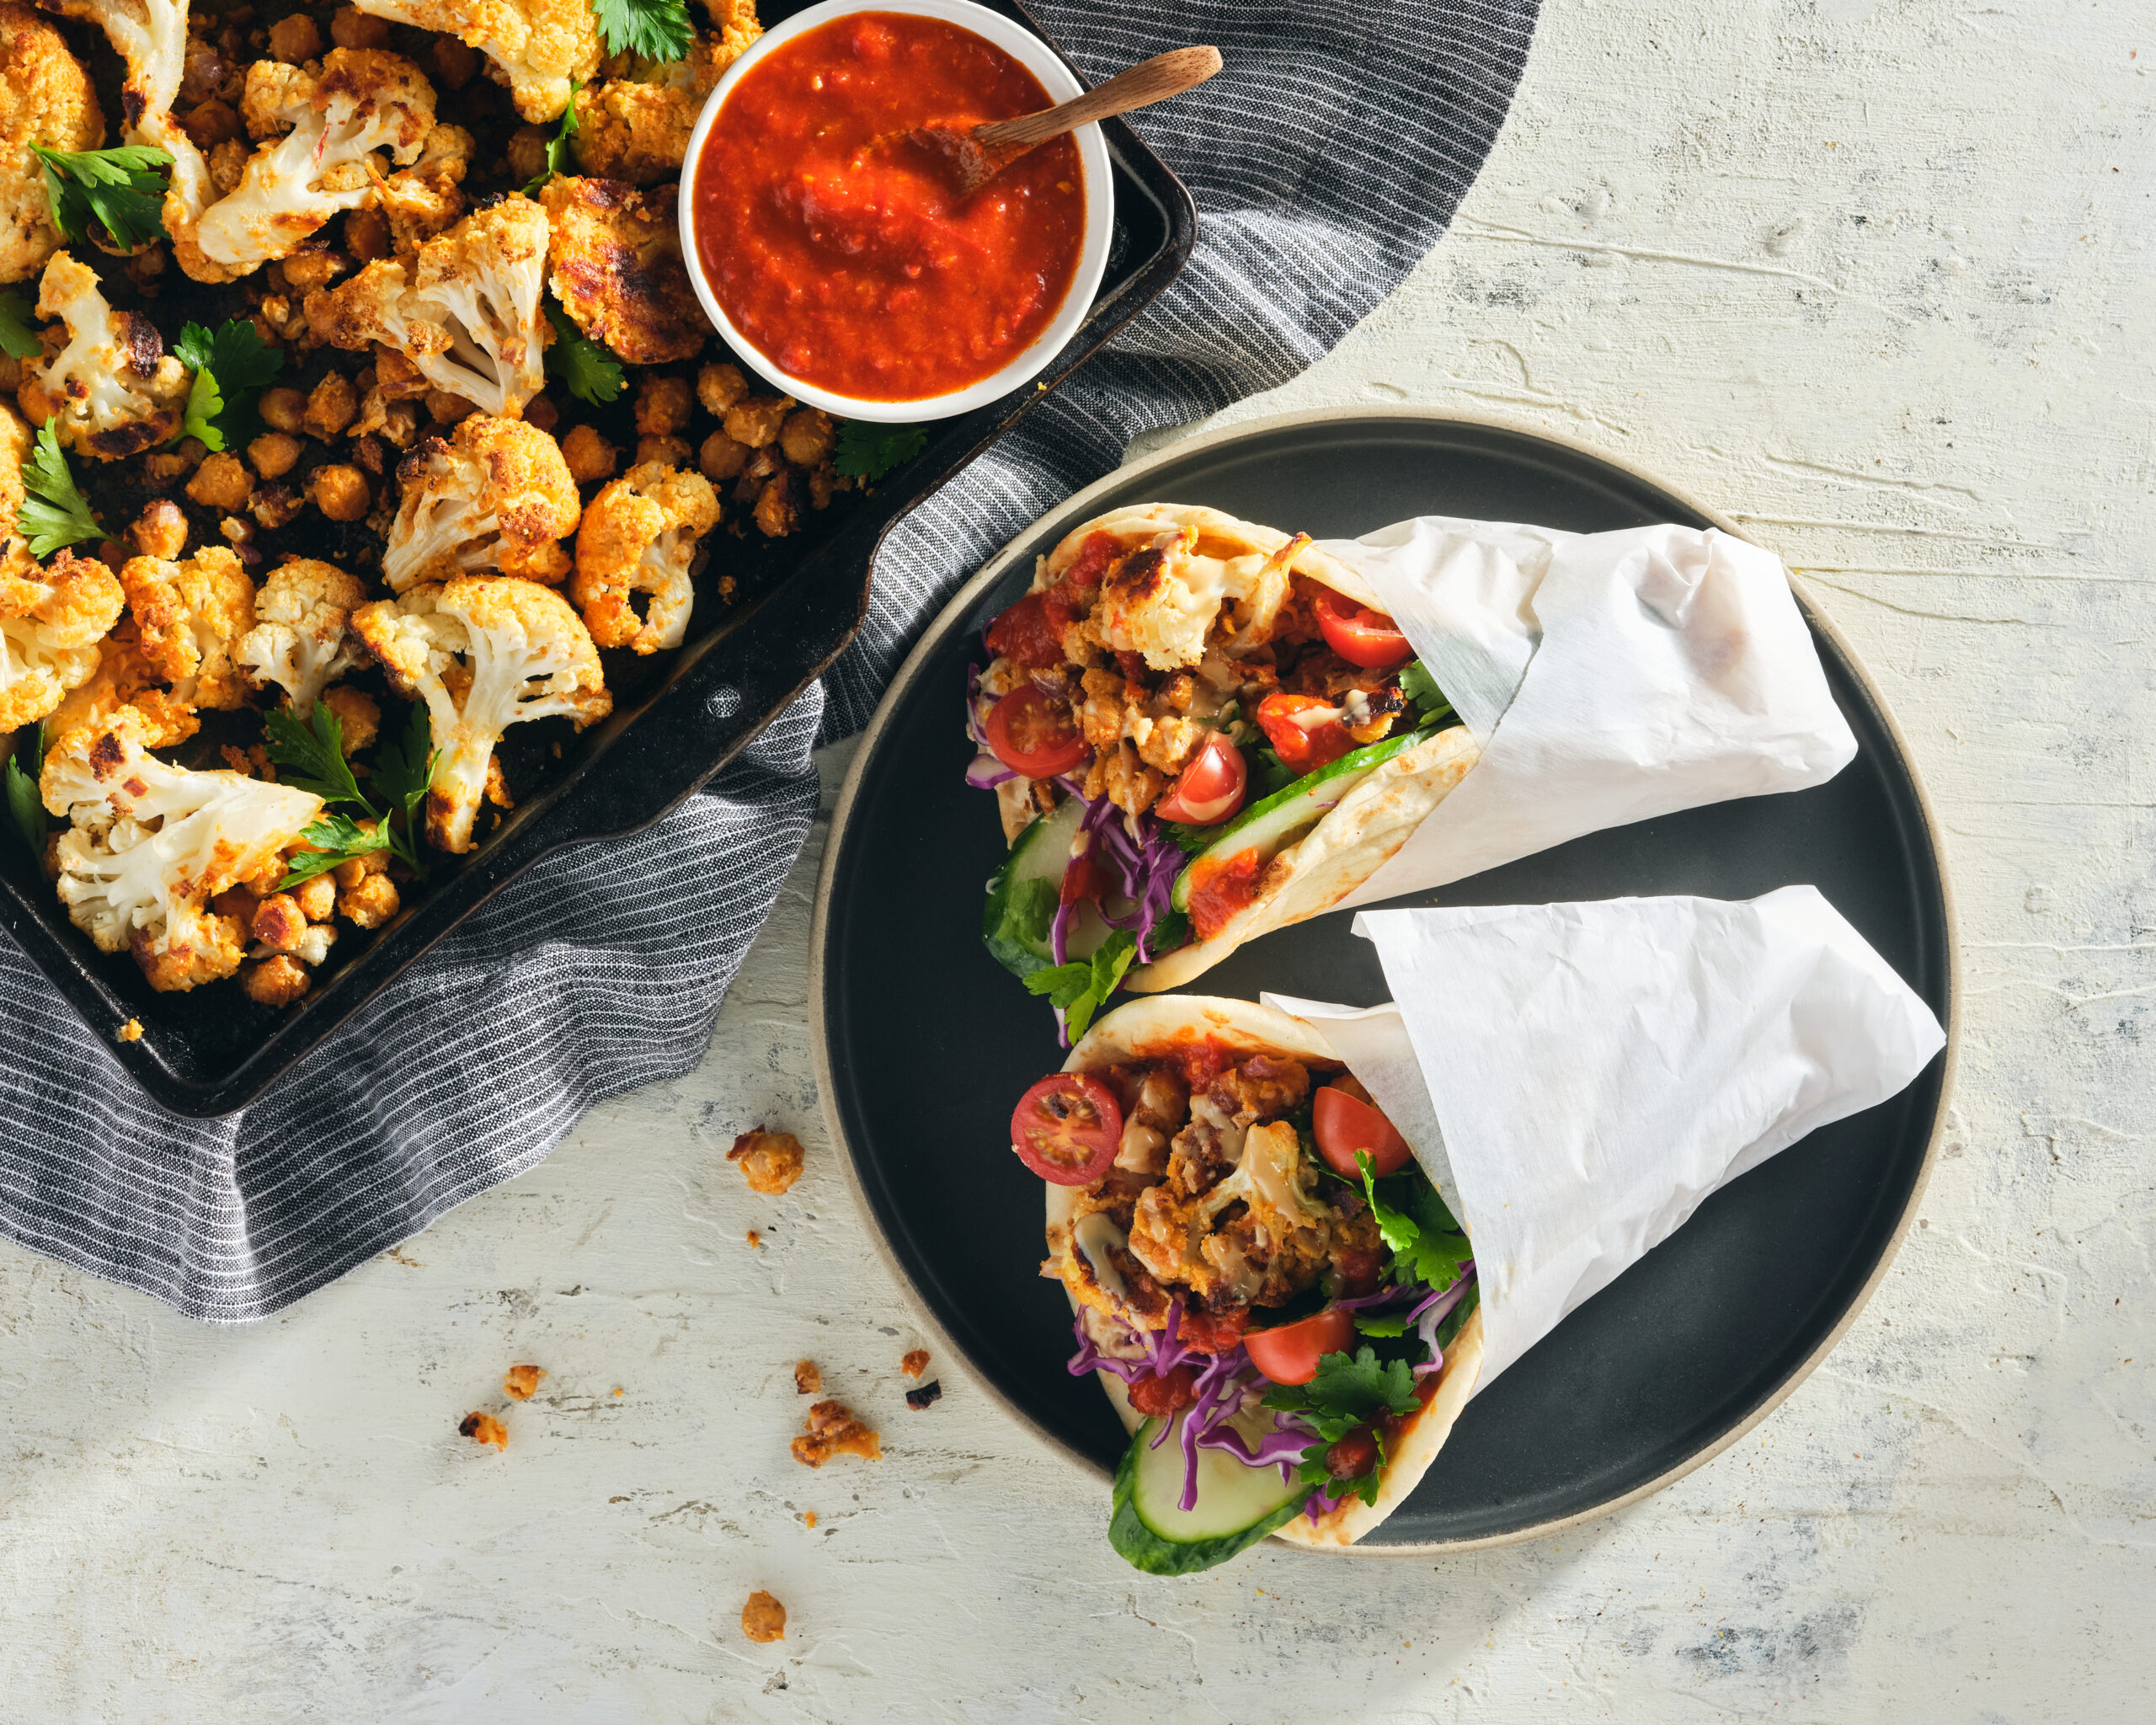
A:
3,0,2150,1717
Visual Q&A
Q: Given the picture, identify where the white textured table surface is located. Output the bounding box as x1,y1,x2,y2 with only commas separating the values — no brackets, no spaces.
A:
5,3,2151,1717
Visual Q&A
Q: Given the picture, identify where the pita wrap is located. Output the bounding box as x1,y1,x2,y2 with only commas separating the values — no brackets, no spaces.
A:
1038,996,1483,1558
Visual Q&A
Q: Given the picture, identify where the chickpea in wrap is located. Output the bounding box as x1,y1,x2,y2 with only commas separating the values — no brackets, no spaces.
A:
1018,996,1482,1573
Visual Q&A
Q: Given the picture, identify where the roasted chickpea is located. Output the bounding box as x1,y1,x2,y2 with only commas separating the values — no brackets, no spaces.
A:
308,464,371,522
505,126,550,186
634,375,693,437
208,139,248,196
431,36,479,89
699,430,750,483
724,395,794,449
259,386,308,434
248,431,304,479
524,394,559,433
424,390,477,425
292,873,338,922
250,894,310,953
344,206,390,264
180,99,242,150
241,955,311,1007
186,452,254,510
129,498,189,561
755,474,798,538
328,6,390,50
559,424,617,485
339,873,401,930
320,686,380,753
280,249,345,293
778,407,836,468
267,13,322,62
249,483,305,531
635,435,692,470
304,372,359,439
696,362,750,417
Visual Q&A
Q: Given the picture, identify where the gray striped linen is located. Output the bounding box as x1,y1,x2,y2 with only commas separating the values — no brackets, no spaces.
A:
0,0,1540,1319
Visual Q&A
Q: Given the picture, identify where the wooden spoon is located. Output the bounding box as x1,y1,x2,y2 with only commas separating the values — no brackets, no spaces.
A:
901,45,1224,197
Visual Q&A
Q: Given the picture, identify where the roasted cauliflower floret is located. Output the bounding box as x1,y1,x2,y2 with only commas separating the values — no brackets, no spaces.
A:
569,462,718,654
352,0,603,123
192,49,435,277
233,558,368,713
540,177,707,365
40,708,324,991
19,252,189,459
381,414,582,591
0,7,105,286
571,18,756,186
43,619,200,749
351,575,611,852
369,121,474,254
115,545,256,710
0,547,124,732
42,0,219,280
306,198,550,419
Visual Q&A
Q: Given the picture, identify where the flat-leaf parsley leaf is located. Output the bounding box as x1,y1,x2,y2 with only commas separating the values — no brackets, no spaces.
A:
833,420,927,483
172,319,285,452
0,291,40,360
544,302,624,405
523,81,581,194
32,144,173,252
593,0,693,66
19,420,103,556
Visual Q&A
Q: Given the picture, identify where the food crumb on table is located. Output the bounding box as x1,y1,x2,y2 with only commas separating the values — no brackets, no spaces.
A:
458,1413,508,1451
502,1365,545,1401
900,1348,930,1379
905,1381,942,1412
803,1511,817,1529
116,1020,142,1043
728,1128,804,1194
794,1359,822,1396
791,1400,880,1467
741,1590,787,1644
746,1229,762,1248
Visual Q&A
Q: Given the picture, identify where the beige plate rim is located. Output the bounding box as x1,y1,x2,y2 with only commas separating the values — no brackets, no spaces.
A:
807,403,1962,1557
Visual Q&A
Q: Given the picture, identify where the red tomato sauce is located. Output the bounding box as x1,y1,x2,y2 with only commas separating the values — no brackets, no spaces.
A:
691,12,1087,401
1186,847,1265,942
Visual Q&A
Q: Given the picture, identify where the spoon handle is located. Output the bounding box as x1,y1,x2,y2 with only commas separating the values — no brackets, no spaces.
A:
974,46,1224,149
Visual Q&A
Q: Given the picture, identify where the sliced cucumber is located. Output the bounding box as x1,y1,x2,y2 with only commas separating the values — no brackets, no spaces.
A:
1107,1413,1308,1575
1170,725,1440,915
981,795,1107,980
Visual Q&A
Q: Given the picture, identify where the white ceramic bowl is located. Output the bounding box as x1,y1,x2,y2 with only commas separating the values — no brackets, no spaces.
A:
677,0,1115,424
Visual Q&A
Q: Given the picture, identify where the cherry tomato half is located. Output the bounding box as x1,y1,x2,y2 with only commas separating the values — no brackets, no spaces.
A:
985,684,1089,779
1315,591,1414,670
1010,1073,1123,1186
1126,1365,1196,1418
1325,1428,1379,1480
1243,1306,1357,1386
1255,692,1355,774
1155,731,1249,825
1312,1085,1413,1178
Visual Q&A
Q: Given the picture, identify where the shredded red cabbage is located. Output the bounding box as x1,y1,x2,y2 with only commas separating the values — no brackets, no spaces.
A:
965,751,1019,788
1075,795,1186,963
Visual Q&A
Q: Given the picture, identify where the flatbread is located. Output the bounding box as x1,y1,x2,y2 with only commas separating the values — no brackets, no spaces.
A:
1043,996,1484,1551
1126,726,1482,993
1037,502,1387,616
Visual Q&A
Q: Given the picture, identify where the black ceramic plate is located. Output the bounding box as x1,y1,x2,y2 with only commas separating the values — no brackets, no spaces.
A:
813,409,1956,1550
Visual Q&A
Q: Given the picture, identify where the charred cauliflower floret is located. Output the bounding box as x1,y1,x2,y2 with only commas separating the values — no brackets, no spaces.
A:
40,708,324,991
351,575,610,852
19,252,189,459
0,547,125,733
569,461,718,654
42,0,219,280
191,50,435,277
306,197,550,419
43,619,200,750
352,0,602,123
0,7,105,286
539,177,707,365
381,414,581,591
1128,1119,1339,1310
369,122,476,254
115,545,256,710
233,558,367,713
571,19,759,186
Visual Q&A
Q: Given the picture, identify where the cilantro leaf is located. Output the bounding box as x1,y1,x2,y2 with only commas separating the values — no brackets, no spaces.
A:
269,702,437,889
594,0,694,64
6,724,46,861
1399,659,1456,729
171,320,285,453
1262,1344,1420,1435
0,292,40,360
32,144,172,252
1353,1312,1410,1338
1022,927,1139,1039
523,82,581,194
544,302,624,404
1357,1151,1472,1294
833,420,927,483
19,420,102,556
263,704,366,805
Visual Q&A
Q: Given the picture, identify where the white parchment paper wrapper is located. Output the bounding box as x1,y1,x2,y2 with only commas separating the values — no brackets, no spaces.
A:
1317,517,1859,909
1267,887,1946,1389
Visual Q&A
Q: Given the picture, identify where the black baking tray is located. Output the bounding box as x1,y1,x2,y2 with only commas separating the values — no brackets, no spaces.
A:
0,0,1196,1116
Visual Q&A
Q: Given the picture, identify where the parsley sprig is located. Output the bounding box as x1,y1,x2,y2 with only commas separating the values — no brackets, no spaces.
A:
834,421,927,483
1022,927,1139,1041
172,319,285,453
1399,660,1457,729
264,702,437,889
19,420,103,556
1356,1151,1472,1294
5,724,46,862
1262,1346,1421,1510
594,0,693,64
32,143,173,252
0,291,40,360
523,82,581,195
544,302,624,405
